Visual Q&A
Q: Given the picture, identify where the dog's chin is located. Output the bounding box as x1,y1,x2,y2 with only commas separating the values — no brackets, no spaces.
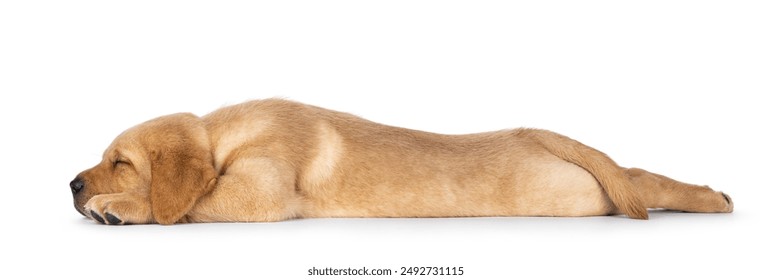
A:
73,202,87,217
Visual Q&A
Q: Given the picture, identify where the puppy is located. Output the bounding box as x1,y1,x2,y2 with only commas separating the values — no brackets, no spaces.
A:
70,99,733,225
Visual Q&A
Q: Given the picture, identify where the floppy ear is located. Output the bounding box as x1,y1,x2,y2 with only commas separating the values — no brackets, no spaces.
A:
146,113,217,225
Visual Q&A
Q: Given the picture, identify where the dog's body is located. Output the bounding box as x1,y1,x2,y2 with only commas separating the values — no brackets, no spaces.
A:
71,99,732,225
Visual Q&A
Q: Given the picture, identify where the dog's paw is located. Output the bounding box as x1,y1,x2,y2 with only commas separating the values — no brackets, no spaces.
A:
84,193,152,225
719,192,734,213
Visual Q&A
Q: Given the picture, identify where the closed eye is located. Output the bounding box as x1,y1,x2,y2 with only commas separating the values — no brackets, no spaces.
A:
113,159,132,168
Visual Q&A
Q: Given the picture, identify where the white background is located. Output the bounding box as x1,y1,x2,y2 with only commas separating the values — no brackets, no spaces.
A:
1,1,770,279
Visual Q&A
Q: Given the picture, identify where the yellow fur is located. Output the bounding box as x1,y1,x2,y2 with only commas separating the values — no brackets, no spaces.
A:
71,99,733,224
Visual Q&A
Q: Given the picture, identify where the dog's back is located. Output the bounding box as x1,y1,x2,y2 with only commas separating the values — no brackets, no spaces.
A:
202,99,637,219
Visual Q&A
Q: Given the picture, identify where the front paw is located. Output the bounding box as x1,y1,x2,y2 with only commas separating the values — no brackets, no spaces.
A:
84,193,152,225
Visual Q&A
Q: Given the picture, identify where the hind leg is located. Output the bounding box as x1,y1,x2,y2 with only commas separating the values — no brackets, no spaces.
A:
625,168,733,213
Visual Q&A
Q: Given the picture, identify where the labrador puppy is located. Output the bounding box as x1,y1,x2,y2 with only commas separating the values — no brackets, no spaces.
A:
70,99,733,225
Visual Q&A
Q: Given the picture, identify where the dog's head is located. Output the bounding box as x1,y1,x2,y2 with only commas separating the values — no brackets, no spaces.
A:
70,113,217,224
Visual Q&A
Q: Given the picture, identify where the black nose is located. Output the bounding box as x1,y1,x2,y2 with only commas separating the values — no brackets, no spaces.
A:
70,178,84,194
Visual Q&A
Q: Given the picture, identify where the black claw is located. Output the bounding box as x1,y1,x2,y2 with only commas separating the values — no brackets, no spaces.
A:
90,210,105,224
722,193,732,204
105,213,123,225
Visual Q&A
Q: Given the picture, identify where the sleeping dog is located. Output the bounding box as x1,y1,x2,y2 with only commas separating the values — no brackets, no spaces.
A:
70,99,732,225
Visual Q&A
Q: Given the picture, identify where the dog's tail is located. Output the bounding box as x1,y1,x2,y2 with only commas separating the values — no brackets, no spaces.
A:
524,129,648,219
